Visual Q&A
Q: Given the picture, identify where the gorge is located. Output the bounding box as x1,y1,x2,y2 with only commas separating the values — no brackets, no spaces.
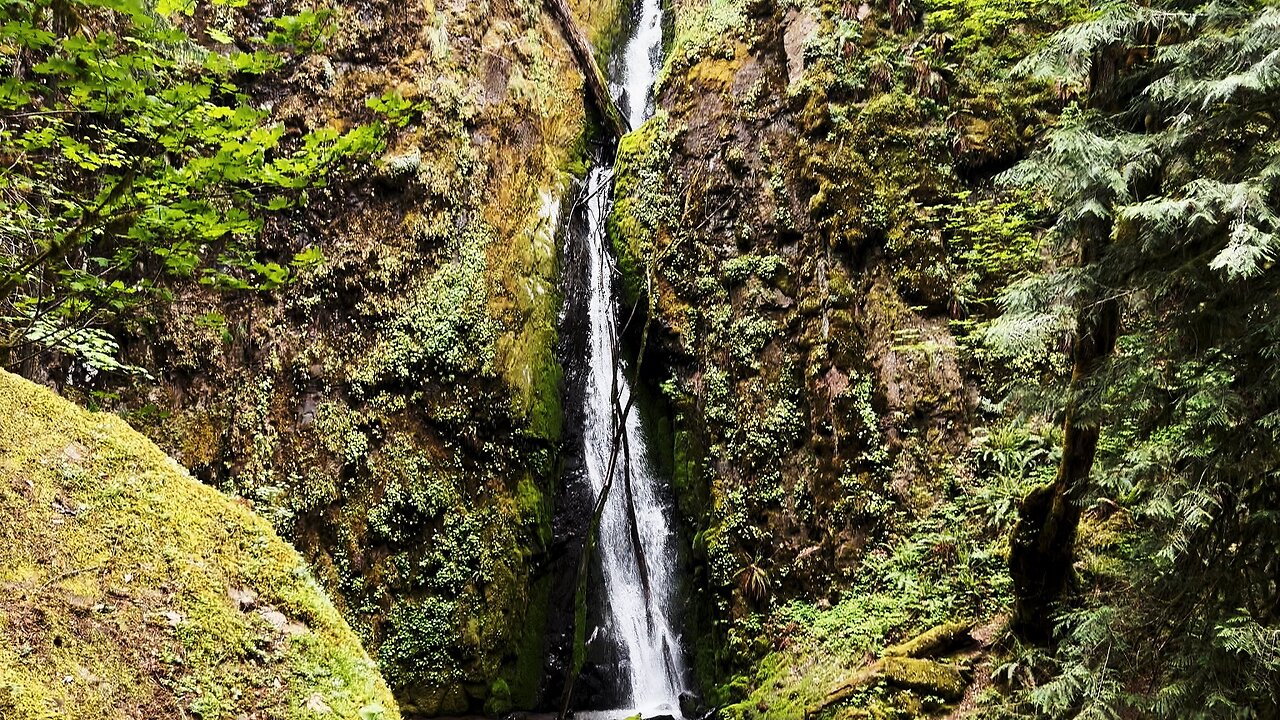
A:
2,0,1280,719
556,0,691,714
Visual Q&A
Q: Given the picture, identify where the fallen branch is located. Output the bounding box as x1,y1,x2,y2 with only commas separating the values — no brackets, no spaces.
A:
40,564,105,591
882,620,974,659
807,623,977,717
543,0,629,141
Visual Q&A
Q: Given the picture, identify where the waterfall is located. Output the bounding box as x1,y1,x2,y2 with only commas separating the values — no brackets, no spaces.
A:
616,0,664,129
576,0,690,717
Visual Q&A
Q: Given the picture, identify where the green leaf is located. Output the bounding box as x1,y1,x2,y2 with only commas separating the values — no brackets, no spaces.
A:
155,0,195,15
291,246,324,269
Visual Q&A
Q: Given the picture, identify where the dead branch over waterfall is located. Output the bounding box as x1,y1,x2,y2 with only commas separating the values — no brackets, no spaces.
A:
543,0,629,142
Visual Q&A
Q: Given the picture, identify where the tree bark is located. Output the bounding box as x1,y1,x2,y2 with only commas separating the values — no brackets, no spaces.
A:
543,0,629,141
0,170,137,306
1009,286,1120,643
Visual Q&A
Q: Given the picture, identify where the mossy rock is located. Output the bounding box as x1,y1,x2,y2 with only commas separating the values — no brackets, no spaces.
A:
811,656,970,716
876,657,969,701
0,371,399,720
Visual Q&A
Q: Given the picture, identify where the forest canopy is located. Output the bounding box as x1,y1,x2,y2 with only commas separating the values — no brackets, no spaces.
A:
993,2,1280,716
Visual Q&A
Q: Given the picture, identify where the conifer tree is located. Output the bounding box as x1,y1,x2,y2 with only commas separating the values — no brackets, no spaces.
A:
993,0,1280,713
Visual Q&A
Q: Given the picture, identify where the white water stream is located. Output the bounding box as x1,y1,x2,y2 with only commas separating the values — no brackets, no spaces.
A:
616,0,664,129
578,0,689,716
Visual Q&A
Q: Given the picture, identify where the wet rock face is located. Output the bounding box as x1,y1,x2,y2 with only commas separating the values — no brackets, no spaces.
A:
609,0,1059,673
678,689,705,717
613,0,971,611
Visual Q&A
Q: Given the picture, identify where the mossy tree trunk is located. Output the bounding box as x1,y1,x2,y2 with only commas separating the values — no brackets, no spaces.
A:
1009,245,1120,643
543,0,628,141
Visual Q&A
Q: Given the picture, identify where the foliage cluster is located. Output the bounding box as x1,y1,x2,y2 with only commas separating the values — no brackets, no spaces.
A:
0,0,379,376
714,429,1045,718
980,1,1280,716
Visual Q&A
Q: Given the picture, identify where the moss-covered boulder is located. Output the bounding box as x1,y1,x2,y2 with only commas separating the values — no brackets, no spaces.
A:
0,370,399,720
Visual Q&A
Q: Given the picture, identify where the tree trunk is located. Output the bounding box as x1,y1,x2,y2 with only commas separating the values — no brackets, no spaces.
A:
543,0,629,141
1009,289,1119,642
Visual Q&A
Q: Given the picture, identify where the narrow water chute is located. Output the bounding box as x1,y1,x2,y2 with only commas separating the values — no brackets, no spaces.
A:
577,0,691,715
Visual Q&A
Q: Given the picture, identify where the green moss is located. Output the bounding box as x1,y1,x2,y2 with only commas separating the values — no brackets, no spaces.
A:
516,472,552,546
348,224,497,390
0,370,398,720
571,0,634,72
882,621,973,658
507,572,552,708
659,0,749,85
722,254,785,285
490,179,568,443
875,657,968,700
378,598,465,713
608,111,680,307
563,124,593,177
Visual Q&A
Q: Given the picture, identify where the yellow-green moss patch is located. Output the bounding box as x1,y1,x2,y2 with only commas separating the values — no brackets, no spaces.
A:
0,371,399,720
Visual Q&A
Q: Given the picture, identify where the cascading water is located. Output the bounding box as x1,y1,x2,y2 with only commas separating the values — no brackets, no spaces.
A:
616,0,664,129
575,0,690,717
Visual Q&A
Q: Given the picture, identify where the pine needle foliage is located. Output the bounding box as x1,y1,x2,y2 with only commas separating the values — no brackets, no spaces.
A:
989,0,1280,716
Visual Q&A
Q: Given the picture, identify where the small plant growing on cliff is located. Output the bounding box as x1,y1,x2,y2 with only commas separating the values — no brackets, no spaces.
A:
888,0,921,33
0,0,381,376
737,559,773,603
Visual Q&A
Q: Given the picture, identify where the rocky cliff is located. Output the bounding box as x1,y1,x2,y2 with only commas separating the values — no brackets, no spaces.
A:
608,0,1082,712
18,0,627,714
